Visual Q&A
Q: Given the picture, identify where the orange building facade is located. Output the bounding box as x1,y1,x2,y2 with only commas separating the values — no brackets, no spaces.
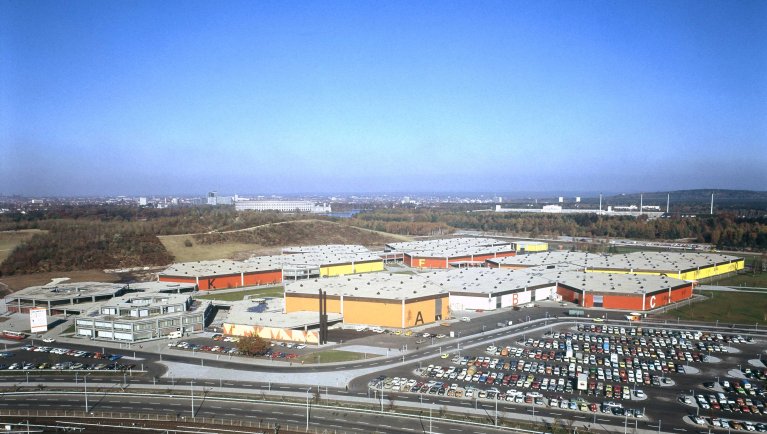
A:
556,282,693,311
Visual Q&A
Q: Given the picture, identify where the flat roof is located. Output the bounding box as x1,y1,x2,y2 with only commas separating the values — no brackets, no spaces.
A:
275,251,383,268
405,244,515,259
160,259,282,278
487,250,742,274
285,272,449,301
282,244,371,254
82,297,211,322
581,251,743,273
225,297,342,329
103,293,192,309
487,251,599,267
547,270,690,295
127,281,197,293
7,281,127,302
421,268,555,295
386,237,510,252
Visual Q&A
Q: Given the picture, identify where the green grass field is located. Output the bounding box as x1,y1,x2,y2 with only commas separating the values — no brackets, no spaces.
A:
0,229,46,263
664,290,767,324
194,286,284,301
297,350,377,364
707,272,767,288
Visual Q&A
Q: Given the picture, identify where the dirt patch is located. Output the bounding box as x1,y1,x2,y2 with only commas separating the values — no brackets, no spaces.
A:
0,229,47,263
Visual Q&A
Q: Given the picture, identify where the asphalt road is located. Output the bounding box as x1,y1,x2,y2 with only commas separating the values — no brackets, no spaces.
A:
0,393,521,434
0,306,764,434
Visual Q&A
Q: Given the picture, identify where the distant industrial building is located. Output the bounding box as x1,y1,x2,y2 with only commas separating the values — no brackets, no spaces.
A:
234,200,331,213
423,268,556,312
487,251,743,282
222,297,342,344
385,237,517,269
579,251,744,281
158,245,385,290
159,259,283,290
552,270,692,311
284,273,450,329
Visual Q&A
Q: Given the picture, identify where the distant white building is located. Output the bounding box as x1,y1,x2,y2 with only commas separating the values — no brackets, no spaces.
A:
234,200,331,213
542,204,562,213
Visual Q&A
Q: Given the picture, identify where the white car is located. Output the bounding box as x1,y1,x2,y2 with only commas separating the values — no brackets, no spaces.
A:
634,390,646,399
42,338,55,343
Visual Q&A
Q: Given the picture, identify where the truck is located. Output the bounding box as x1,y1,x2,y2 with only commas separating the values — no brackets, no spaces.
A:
577,373,588,391
568,309,585,317
167,330,182,339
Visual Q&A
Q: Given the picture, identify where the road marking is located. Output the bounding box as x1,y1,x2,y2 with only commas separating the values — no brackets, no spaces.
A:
574,415,586,419
673,429,687,432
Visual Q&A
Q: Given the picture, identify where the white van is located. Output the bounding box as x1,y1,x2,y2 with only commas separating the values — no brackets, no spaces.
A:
460,316,471,322
167,331,182,339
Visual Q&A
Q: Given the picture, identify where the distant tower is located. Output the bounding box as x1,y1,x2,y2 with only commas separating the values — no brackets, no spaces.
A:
666,193,670,213
640,193,643,215
599,194,602,213
207,191,218,206
710,192,714,214
558,196,564,203
575,197,581,203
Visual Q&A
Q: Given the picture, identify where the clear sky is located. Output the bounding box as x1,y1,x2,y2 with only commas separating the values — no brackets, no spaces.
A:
1,0,765,196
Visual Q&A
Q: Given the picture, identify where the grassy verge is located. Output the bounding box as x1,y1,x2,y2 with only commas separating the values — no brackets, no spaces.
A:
664,290,767,324
707,272,767,288
194,286,284,301
297,350,377,364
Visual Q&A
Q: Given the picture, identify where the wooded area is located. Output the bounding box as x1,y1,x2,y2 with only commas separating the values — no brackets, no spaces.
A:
345,209,767,250
1,203,765,277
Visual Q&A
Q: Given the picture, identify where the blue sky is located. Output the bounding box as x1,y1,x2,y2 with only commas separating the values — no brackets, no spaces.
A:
1,0,765,196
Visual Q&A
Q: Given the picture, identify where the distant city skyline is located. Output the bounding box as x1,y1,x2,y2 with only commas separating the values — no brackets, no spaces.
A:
2,1,765,196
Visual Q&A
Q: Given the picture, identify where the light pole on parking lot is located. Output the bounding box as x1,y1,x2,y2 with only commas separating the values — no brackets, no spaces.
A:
305,386,311,429
624,409,628,434
84,373,90,413
190,379,195,419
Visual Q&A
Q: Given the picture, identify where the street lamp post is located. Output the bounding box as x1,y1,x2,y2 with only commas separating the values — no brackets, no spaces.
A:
624,409,628,434
190,380,195,419
84,374,89,413
305,387,311,430
658,419,661,434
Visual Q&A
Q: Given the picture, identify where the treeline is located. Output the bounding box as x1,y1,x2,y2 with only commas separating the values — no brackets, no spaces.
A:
0,220,174,276
0,206,303,234
346,210,767,250
194,220,402,247
0,206,310,276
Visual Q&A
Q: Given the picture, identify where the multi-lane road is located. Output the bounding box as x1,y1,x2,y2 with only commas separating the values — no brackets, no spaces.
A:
0,304,764,433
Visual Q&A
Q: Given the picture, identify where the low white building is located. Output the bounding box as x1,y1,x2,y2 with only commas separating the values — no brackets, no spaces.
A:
234,200,331,213
423,268,557,312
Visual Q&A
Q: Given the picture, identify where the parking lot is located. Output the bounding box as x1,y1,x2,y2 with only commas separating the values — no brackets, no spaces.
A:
0,344,135,372
370,320,765,431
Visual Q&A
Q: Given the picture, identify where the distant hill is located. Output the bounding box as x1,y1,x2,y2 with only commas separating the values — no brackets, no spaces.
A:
189,219,410,256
